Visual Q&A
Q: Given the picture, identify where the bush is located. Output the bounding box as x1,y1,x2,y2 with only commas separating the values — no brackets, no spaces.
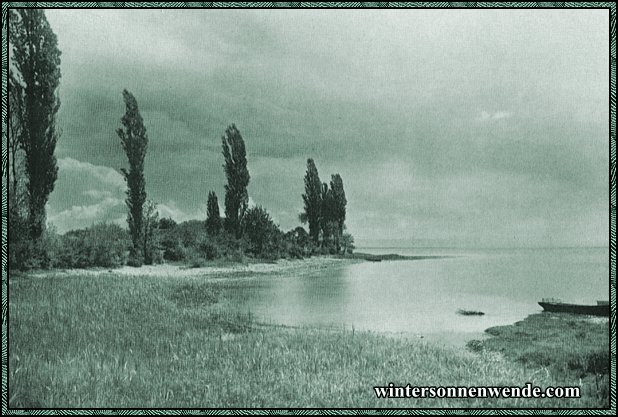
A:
241,206,284,258
158,217,177,230
9,222,63,271
8,211,32,271
57,223,131,268
224,248,246,263
160,235,186,261
198,238,220,261
156,215,337,264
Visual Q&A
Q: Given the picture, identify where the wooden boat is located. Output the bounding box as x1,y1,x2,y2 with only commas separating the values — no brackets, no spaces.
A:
538,299,610,317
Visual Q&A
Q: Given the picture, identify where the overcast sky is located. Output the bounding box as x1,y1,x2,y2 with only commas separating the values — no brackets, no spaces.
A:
43,8,608,247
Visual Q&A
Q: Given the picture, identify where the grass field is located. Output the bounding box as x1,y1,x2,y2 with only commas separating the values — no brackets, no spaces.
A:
467,312,611,408
8,269,610,408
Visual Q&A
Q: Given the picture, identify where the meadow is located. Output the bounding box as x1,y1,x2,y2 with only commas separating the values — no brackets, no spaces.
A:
8,265,610,409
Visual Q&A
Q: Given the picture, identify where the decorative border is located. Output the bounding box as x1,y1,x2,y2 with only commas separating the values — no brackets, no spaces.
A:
1,2,615,415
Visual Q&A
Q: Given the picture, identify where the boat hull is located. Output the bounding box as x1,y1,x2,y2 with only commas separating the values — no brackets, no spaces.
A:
538,302,609,317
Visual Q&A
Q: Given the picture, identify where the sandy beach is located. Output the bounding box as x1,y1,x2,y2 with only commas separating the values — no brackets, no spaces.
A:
20,256,358,282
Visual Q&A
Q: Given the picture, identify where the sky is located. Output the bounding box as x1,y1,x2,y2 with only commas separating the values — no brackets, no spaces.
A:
40,8,609,248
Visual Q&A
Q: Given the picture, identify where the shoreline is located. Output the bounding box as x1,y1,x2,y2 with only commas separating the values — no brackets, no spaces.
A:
9,259,610,407
15,250,449,281
16,256,360,281
13,252,611,366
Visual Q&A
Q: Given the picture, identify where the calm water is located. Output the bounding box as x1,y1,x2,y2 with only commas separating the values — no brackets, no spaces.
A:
225,247,609,342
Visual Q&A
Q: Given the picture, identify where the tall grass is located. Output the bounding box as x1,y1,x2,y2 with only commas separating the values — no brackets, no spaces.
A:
468,313,610,407
8,273,605,408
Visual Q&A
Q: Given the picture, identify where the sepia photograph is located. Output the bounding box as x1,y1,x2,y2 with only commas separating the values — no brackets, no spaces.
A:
3,3,614,411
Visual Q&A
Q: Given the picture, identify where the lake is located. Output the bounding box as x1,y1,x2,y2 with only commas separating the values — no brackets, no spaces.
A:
225,247,609,344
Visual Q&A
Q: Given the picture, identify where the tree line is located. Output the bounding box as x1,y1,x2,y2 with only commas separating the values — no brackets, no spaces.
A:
6,9,354,270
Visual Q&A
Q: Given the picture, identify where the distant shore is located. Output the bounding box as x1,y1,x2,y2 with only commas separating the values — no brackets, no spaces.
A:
345,252,453,262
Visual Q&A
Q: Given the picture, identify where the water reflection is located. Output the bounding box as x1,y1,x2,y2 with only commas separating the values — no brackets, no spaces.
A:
225,248,608,338
230,265,352,329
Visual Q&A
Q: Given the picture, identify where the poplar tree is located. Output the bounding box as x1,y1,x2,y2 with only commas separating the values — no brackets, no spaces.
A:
329,174,347,253
10,9,62,239
206,191,222,235
117,89,148,266
221,124,250,238
320,182,334,247
301,158,322,244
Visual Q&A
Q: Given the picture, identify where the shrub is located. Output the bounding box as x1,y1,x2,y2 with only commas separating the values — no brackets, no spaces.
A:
9,223,63,271
176,220,207,247
224,248,246,263
57,223,131,268
158,217,177,230
156,215,330,264
242,206,283,258
160,235,186,261
198,238,220,261
8,211,32,271
341,232,355,254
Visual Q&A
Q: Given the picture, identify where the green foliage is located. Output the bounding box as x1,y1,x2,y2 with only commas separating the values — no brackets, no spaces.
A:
301,160,351,253
10,9,62,239
319,182,333,247
206,191,222,236
8,201,29,270
158,221,244,263
117,89,149,266
198,239,221,261
341,231,355,254
318,175,348,253
9,202,62,270
241,206,282,258
155,213,314,263
160,237,186,262
222,124,250,238
158,217,177,230
7,66,29,229
329,174,347,252
57,223,131,268
301,158,322,244
11,228,60,270
283,226,313,258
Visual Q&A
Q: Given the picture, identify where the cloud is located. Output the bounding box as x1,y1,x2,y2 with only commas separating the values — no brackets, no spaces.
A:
156,200,195,223
83,189,114,199
47,157,127,233
247,196,257,210
58,157,125,191
47,197,125,233
41,10,608,247
492,111,511,120
344,158,607,247
477,110,512,121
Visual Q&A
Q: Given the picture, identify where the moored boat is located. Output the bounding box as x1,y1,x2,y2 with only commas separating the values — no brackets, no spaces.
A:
538,299,610,317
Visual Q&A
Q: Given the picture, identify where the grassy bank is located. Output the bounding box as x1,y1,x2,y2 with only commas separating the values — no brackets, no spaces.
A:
8,270,606,408
467,313,610,407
